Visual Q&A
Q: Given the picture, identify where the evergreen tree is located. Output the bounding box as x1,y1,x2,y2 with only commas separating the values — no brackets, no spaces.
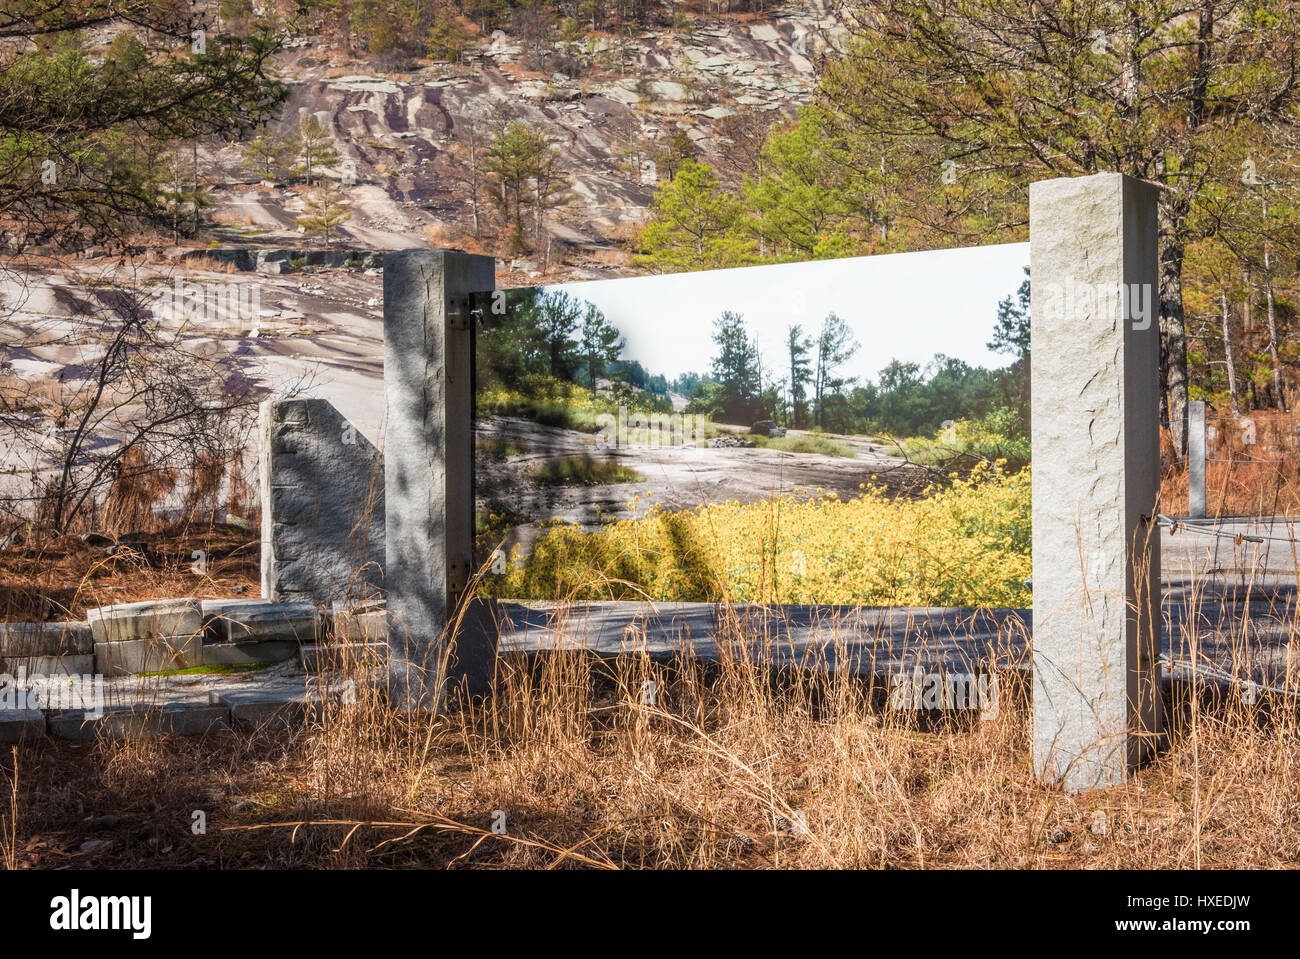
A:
297,181,352,247
636,162,755,273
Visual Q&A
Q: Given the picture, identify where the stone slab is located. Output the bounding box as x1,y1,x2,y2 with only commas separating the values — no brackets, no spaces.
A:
384,249,496,711
95,633,204,676
330,609,388,642
1,654,95,676
201,641,299,667
299,642,388,673
0,709,45,743
0,621,94,657
260,398,384,607
209,687,315,730
48,703,230,740
87,599,202,644
1029,171,1162,792
201,598,320,644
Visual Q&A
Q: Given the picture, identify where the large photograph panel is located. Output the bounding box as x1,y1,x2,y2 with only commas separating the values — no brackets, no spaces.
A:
475,244,1032,606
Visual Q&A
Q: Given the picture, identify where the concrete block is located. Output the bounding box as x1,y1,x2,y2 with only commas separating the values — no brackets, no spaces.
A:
259,398,384,607
0,621,93,657
1030,172,1163,792
331,609,388,642
48,703,229,740
299,643,388,673
95,633,203,676
201,641,299,667
1,654,95,676
1188,399,1206,519
0,709,45,744
210,688,312,730
201,598,320,644
87,599,202,644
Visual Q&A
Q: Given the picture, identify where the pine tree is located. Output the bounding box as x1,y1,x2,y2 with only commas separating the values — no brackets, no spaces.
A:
636,162,755,273
580,303,624,394
297,181,352,247
294,115,340,186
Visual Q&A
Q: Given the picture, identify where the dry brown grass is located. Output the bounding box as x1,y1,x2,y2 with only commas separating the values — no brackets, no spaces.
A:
0,524,259,621
6,614,1299,869
1162,412,1300,517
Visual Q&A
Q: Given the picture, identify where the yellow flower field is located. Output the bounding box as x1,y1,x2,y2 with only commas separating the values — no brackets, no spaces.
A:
479,462,1032,607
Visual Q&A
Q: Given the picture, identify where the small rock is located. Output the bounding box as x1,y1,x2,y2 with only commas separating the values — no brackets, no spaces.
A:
707,434,755,449
79,839,110,854
80,532,115,548
93,814,120,829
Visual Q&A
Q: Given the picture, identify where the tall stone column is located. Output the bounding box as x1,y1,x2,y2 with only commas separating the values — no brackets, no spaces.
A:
1188,400,1207,519
383,249,495,711
1030,172,1163,792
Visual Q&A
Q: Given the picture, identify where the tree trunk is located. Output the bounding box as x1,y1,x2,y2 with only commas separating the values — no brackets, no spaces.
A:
1263,198,1284,410
1158,195,1190,457
1222,288,1240,416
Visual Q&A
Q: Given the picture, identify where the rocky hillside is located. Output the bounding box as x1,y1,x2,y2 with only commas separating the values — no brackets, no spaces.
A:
200,5,828,281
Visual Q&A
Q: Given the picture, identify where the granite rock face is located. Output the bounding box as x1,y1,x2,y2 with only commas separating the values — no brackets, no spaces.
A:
260,398,385,607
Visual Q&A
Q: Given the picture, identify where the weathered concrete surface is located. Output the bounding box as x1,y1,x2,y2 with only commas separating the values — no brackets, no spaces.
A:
496,602,1032,677
383,249,496,710
331,609,388,642
1188,400,1207,519
87,599,202,644
1030,172,1162,792
0,709,45,743
48,703,230,740
201,641,299,667
210,687,315,730
260,398,384,607
95,634,204,676
299,642,388,672
201,598,321,645
2,654,94,676
0,621,93,658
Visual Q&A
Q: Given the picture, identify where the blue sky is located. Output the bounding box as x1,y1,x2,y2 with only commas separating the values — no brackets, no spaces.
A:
555,242,1030,385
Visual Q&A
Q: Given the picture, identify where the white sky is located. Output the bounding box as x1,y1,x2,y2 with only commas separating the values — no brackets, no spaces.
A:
555,242,1030,385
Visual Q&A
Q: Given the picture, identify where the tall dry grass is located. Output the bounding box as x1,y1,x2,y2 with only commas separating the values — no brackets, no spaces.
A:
7,459,1300,869
160,592,1300,869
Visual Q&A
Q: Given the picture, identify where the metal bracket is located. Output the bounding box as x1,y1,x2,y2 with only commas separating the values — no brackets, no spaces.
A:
446,291,491,330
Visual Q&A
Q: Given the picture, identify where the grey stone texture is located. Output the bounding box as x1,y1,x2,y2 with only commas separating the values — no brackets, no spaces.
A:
95,633,203,676
201,641,299,667
1188,400,1207,519
261,398,385,607
209,688,313,730
201,598,321,644
0,621,93,658
0,709,45,743
383,249,497,711
87,599,202,644
1030,172,1163,793
3,654,95,676
299,642,388,673
48,703,229,740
